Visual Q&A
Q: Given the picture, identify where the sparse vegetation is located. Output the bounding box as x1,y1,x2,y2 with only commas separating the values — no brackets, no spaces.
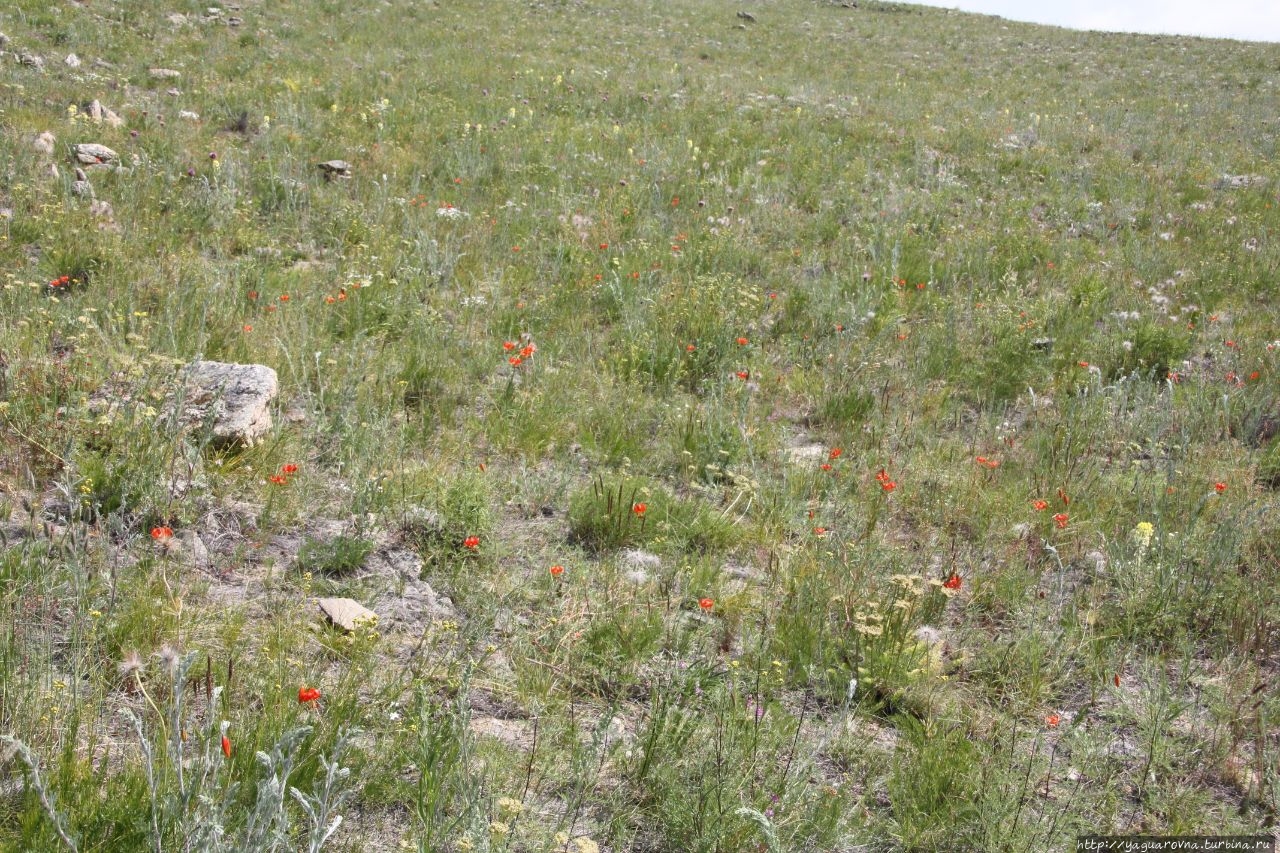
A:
1,0,1279,850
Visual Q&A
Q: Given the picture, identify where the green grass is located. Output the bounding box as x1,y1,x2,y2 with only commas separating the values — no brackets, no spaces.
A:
1,0,1280,850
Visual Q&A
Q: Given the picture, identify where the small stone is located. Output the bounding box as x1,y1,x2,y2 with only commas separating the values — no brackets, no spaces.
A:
721,562,757,581
71,167,94,198
184,530,210,568
182,360,278,446
149,67,181,79
166,88,182,97
469,716,532,747
317,597,378,632
72,143,120,168
33,131,56,157
18,53,45,70
166,13,188,25
87,100,124,128
227,16,243,26
179,110,200,121
317,160,352,180
64,53,81,68
785,443,827,465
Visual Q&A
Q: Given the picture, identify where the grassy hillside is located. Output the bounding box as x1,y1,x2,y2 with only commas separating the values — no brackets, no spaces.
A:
2,0,1279,849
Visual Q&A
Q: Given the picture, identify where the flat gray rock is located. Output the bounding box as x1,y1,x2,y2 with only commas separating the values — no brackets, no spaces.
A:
72,143,119,168
317,597,378,632
182,360,277,445
1216,174,1265,190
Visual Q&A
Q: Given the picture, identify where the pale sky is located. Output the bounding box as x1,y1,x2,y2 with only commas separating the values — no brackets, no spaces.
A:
910,0,1280,43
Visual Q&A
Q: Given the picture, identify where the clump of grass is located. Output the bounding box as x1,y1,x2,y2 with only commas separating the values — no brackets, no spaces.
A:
296,535,374,577
568,475,652,552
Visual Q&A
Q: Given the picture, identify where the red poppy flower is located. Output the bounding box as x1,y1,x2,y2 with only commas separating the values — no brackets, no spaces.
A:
1045,713,1060,728
821,463,832,472
1032,499,1048,511
698,597,714,611
509,356,523,367
736,337,749,346
735,371,749,380
463,536,480,549
325,295,336,304
631,502,647,517
243,324,253,332
813,526,828,537
281,464,298,475
1214,482,1227,493
685,343,696,352
279,293,290,302
1053,513,1069,529
221,735,232,758
549,564,565,578
151,526,173,540
268,474,287,485
1113,673,1121,688
829,448,842,460
520,344,536,358
298,687,321,703
975,456,999,469
503,341,516,351
880,480,897,492
943,573,962,590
